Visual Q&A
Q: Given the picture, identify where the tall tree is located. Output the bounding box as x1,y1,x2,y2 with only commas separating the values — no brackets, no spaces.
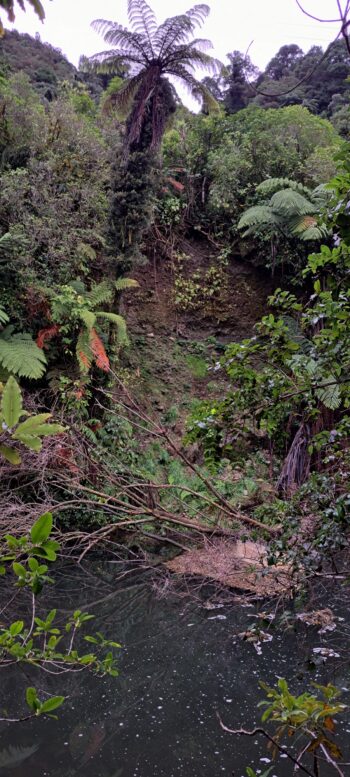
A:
88,0,218,153
223,51,258,113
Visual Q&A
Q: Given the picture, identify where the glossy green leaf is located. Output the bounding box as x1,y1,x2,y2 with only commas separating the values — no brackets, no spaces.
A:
30,513,53,545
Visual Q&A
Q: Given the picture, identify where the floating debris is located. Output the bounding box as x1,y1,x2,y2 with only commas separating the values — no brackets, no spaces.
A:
312,647,340,660
297,608,336,634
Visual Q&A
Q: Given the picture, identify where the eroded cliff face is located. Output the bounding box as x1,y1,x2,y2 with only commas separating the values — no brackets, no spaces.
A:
122,237,272,340
121,237,272,419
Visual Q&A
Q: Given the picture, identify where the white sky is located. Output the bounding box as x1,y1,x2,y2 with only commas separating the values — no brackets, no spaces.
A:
2,0,344,106
4,0,342,68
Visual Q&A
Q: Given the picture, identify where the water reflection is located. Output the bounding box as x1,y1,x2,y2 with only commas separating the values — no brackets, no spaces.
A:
0,560,349,777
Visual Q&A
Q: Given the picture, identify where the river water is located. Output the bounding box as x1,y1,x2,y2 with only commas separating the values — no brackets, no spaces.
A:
0,559,349,777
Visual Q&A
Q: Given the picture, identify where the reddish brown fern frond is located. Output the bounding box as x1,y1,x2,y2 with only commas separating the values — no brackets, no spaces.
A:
36,324,60,350
90,328,110,372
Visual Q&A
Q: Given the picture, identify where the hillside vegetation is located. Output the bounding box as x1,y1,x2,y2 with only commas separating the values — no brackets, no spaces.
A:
0,4,349,762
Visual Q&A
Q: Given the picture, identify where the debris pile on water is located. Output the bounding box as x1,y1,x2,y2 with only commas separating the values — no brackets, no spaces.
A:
165,539,294,596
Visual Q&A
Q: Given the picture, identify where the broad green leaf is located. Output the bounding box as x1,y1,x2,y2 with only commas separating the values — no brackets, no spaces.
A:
40,696,65,713
30,513,53,545
16,435,42,452
1,377,22,427
12,562,26,578
20,423,64,438
28,557,39,572
12,413,52,435
9,621,24,636
0,445,21,465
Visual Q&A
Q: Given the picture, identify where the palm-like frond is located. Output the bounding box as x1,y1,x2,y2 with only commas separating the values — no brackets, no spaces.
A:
270,190,316,218
0,0,45,35
89,1,217,150
91,20,152,62
239,179,330,242
103,73,145,115
0,329,47,379
128,0,157,55
238,206,280,233
257,178,313,198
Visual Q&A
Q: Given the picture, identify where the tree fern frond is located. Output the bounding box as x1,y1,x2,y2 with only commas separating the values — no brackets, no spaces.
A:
84,281,114,308
299,224,329,241
316,379,342,410
270,189,316,218
87,50,143,73
114,277,140,290
76,328,92,375
155,6,209,56
128,0,157,54
104,74,145,115
18,0,45,20
168,50,219,78
96,312,129,345
257,178,312,198
89,328,110,372
79,310,96,330
91,20,151,61
238,205,279,230
185,4,210,25
0,332,47,379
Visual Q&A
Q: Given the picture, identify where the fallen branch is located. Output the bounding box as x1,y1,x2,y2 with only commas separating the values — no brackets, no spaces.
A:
217,714,315,777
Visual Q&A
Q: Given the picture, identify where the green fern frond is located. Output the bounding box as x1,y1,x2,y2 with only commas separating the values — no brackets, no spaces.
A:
96,312,129,345
84,281,114,309
79,310,96,330
114,278,140,291
0,307,10,326
269,189,316,218
299,225,329,241
238,205,279,231
76,328,92,374
257,178,312,198
0,331,47,379
316,379,341,410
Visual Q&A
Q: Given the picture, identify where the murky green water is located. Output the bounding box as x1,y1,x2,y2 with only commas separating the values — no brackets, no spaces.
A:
0,560,349,777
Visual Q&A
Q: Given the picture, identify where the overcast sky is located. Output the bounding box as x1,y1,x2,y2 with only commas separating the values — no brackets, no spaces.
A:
2,0,343,106
4,1,341,67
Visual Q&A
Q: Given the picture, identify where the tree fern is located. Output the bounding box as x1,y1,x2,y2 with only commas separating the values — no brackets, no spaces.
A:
87,1,219,151
239,177,330,242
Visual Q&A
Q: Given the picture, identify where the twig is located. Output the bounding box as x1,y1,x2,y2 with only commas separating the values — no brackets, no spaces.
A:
217,714,315,777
